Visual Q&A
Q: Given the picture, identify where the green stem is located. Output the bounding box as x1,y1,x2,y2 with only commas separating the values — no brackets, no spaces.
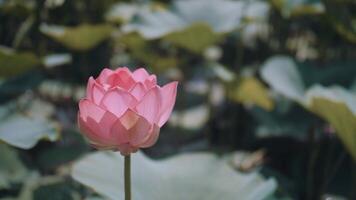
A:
124,155,131,200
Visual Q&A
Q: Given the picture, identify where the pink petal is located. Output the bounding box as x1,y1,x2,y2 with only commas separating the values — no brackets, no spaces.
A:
79,99,105,122
144,75,157,89
92,83,106,105
140,124,160,148
132,68,150,82
158,81,178,127
86,117,118,145
100,88,137,117
129,82,147,100
97,68,114,85
98,111,118,138
135,87,161,124
110,69,135,90
127,114,151,146
78,113,116,147
114,67,132,74
119,109,140,130
110,118,130,144
86,77,95,100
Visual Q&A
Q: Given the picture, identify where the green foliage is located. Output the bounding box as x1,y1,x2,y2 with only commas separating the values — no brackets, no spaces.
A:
163,23,222,54
0,143,28,189
72,151,277,200
0,0,355,199
271,0,324,17
261,56,356,160
230,77,274,111
305,86,356,160
0,97,59,149
40,24,113,51
0,47,41,78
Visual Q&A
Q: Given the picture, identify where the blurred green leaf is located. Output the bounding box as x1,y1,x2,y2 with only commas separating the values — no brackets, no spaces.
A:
119,33,178,71
40,24,113,51
105,2,139,24
0,71,44,103
169,104,209,130
33,182,74,200
270,0,324,17
0,46,41,78
72,151,277,200
0,143,28,189
122,0,246,39
0,97,59,149
0,0,35,16
163,23,222,53
36,131,88,171
305,85,356,161
42,54,72,69
261,56,305,102
230,77,274,111
0,114,59,149
261,57,356,160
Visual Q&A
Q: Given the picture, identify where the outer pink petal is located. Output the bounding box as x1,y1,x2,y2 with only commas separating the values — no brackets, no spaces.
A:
79,99,105,122
132,68,150,82
135,87,161,124
100,88,138,117
78,114,102,143
126,114,151,146
97,110,118,139
140,124,160,148
86,77,95,100
110,119,130,144
129,82,147,100
92,83,106,105
158,81,178,127
97,68,114,85
78,113,116,147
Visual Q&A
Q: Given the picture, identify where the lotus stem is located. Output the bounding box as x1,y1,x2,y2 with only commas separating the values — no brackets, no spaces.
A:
124,155,131,200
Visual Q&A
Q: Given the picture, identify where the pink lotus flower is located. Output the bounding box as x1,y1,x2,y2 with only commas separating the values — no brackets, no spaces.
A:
78,67,178,155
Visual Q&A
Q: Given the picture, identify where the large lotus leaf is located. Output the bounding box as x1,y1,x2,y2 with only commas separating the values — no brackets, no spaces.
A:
0,144,28,189
0,98,59,149
270,0,324,17
304,85,356,160
169,104,209,130
122,9,186,39
261,56,305,102
0,115,59,149
230,77,274,111
261,57,356,160
105,3,140,23
72,151,277,200
0,46,41,78
163,23,222,53
40,24,113,51
122,0,246,39
172,0,245,33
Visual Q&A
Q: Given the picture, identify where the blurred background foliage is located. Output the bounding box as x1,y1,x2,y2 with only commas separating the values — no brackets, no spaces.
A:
0,0,355,199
